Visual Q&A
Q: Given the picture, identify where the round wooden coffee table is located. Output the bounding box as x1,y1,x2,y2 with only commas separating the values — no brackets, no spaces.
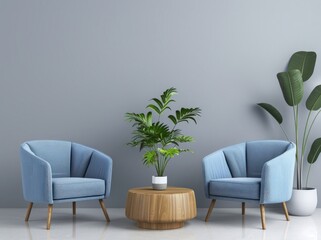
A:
125,187,197,230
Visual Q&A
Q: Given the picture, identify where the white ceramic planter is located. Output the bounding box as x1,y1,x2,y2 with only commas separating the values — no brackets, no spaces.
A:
152,176,167,190
287,188,317,216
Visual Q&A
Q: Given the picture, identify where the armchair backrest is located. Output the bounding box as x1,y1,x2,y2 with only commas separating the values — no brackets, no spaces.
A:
223,143,247,177
24,140,108,178
27,140,71,178
246,140,291,177
71,143,94,177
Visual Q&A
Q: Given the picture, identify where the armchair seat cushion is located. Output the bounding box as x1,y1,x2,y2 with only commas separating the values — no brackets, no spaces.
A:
209,177,261,200
52,178,105,200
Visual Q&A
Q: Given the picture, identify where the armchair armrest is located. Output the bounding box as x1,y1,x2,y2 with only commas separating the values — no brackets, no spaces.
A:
202,150,232,198
85,149,113,198
20,143,53,204
260,142,296,204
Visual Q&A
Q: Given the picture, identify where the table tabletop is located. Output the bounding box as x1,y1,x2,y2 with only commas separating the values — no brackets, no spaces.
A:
127,186,194,195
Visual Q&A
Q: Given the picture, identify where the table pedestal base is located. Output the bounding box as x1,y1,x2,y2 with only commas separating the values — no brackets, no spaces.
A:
125,187,197,230
138,221,184,230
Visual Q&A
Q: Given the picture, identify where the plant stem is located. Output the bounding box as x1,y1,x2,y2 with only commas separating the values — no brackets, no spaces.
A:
159,155,165,176
302,109,321,186
300,110,312,189
306,163,312,188
155,148,161,176
301,110,314,185
305,110,321,148
293,105,300,189
163,158,170,176
172,123,177,131
279,124,290,141
301,110,312,159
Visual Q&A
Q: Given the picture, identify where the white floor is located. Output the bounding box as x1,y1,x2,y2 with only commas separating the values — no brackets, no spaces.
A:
0,208,320,240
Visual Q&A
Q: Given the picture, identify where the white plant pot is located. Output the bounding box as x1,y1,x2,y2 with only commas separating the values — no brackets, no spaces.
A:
152,176,167,190
287,188,317,216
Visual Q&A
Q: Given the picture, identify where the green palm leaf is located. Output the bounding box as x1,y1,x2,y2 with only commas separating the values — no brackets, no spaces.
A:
160,129,181,146
148,88,177,115
128,122,171,150
148,122,170,136
151,98,164,109
288,51,317,82
143,150,157,166
158,147,180,158
277,69,304,106
161,87,177,104
170,107,201,124
146,112,153,126
257,103,283,124
147,103,161,114
306,85,321,111
125,112,151,127
174,135,194,143
168,115,177,125
307,138,321,164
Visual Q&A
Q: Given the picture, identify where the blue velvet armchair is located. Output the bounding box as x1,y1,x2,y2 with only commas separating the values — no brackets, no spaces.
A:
20,140,113,229
202,140,295,229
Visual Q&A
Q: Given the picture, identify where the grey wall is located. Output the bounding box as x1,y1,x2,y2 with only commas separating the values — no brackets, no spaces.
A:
1,0,321,208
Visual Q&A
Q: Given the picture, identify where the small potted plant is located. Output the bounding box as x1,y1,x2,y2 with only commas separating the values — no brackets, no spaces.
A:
258,51,320,215
125,87,201,190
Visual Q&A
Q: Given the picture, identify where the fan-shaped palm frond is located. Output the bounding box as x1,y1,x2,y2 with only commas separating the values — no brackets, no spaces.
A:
168,107,201,125
147,87,177,115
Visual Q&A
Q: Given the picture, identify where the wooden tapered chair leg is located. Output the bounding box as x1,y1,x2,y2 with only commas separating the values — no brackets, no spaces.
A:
72,202,76,216
260,204,266,230
99,199,110,222
205,199,216,222
282,202,290,221
242,202,245,216
47,204,53,230
25,202,33,221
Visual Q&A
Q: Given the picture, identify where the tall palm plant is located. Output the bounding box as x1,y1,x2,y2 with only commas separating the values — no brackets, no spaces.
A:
258,51,321,189
126,87,201,176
